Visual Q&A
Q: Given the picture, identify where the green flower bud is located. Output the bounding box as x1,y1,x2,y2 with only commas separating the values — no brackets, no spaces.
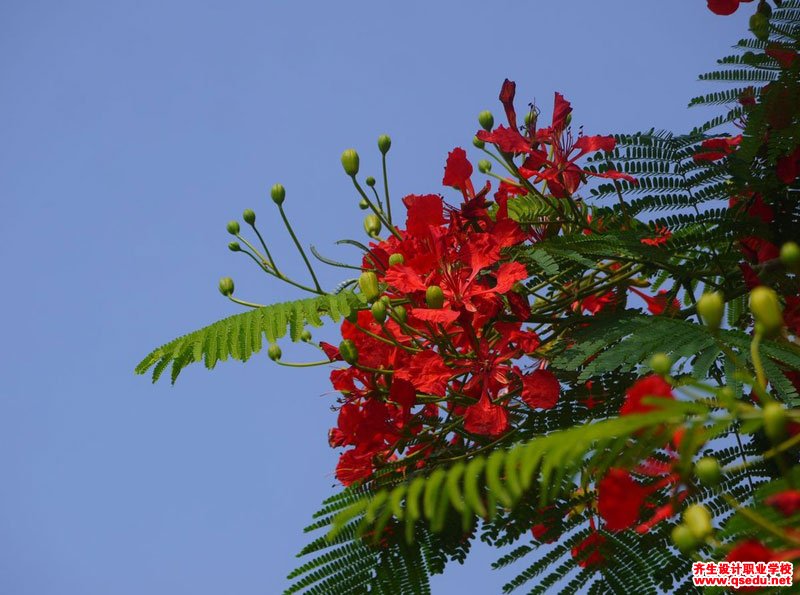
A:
358,198,369,210
749,286,783,337
341,149,360,176
524,110,537,128
426,285,445,309
379,295,391,306
764,402,788,443
478,159,492,173
358,271,381,302
243,209,256,225
473,136,485,149
270,183,286,206
393,305,407,323
649,353,672,376
478,110,494,131
683,504,713,541
388,253,405,266
365,176,376,187
371,300,387,323
780,241,800,272
339,339,359,365
697,292,725,331
228,241,241,252
695,457,722,487
378,134,392,155
226,220,240,235
671,524,699,555
364,214,382,236
218,277,235,296
750,13,770,41
300,329,312,342
267,343,282,361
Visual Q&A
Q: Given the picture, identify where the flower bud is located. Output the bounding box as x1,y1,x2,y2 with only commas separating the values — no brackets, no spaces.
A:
371,300,387,323
358,271,381,302
388,253,405,266
649,353,671,376
378,134,392,155
695,457,722,487
341,149,360,176
365,176,376,187
478,159,492,173
228,241,241,252
697,292,724,330
267,343,282,361
358,198,369,210
270,183,286,206
473,136,485,149
226,220,240,235
243,209,256,225
478,110,494,131
364,214,382,236
393,305,407,323
764,402,787,442
749,286,783,337
671,524,699,555
218,277,235,296
780,241,800,272
339,339,359,365
300,329,312,342
426,285,445,309
683,504,713,541
750,13,770,41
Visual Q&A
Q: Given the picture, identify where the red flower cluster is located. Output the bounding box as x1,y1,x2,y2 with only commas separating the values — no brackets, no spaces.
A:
328,147,564,485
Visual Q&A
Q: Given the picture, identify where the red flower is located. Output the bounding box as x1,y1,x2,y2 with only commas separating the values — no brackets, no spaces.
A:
730,192,774,225
629,287,680,315
767,46,799,69
777,146,800,185
395,350,453,396
692,135,742,162
572,531,607,568
726,539,775,563
620,375,674,416
463,394,509,437
706,0,754,16
766,490,800,516
640,224,672,247
477,82,635,198
784,297,800,335
522,369,560,409
598,468,648,531
335,448,375,486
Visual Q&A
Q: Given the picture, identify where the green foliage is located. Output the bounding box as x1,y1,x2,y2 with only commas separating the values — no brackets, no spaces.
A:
135,292,359,383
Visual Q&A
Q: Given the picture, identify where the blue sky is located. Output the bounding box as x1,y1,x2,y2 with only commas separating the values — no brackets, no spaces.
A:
1,1,750,593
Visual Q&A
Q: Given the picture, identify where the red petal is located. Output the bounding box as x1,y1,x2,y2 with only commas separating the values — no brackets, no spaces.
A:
707,0,740,16
442,147,474,190
476,126,530,154
522,369,560,409
402,194,445,237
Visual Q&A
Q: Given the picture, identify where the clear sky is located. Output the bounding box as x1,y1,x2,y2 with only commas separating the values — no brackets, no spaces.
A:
1,1,750,593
